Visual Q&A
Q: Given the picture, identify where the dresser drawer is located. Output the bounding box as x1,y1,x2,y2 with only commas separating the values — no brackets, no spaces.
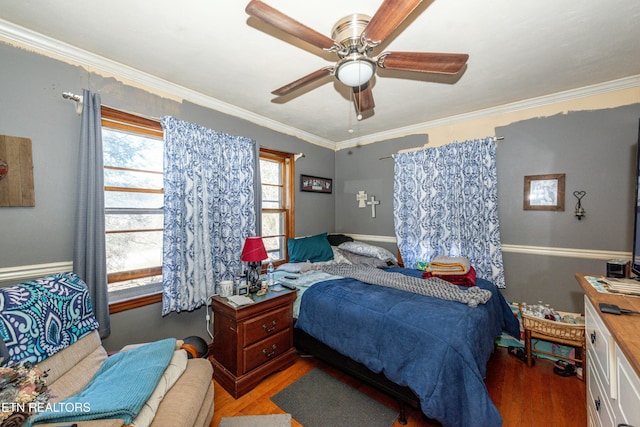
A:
242,305,292,346
585,297,616,399
615,345,640,425
587,356,616,427
243,328,291,373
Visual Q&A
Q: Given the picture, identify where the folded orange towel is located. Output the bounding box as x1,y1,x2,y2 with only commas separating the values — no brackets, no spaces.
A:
428,255,471,275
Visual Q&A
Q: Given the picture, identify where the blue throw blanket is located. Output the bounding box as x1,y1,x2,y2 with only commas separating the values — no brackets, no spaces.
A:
28,338,176,426
295,267,519,427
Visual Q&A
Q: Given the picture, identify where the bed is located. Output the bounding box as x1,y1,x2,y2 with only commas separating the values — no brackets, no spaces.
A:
276,233,520,427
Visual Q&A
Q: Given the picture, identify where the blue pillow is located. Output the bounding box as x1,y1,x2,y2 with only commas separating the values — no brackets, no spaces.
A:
288,233,334,263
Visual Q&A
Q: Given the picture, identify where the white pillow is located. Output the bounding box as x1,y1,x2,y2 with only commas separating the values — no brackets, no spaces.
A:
276,262,313,273
338,241,398,262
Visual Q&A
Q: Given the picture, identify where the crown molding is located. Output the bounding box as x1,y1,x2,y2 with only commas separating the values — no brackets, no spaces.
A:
0,19,336,150
334,74,640,150
1,19,638,152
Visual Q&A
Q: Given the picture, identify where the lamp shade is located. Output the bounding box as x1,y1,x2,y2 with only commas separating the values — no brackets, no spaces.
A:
241,237,268,262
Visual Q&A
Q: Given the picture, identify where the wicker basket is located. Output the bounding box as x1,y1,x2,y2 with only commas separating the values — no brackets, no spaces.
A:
521,311,585,342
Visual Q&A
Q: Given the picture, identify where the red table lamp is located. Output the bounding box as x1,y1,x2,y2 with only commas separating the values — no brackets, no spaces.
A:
241,236,268,293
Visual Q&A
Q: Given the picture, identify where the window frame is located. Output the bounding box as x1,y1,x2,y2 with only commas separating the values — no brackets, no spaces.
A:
259,148,295,267
101,107,164,313
100,117,296,312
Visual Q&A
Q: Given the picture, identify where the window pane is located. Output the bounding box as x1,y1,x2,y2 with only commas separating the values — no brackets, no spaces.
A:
262,212,284,238
103,129,163,171
260,159,281,185
106,231,162,273
262,184,281,208
263,236,284,261
106,213,163,232
105,168,162,190
105,191,163,209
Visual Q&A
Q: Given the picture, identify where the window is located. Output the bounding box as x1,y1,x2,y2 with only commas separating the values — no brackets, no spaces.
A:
260,148,294,265
101,107,164,308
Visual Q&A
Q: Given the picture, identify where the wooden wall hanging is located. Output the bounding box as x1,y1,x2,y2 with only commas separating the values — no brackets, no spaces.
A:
0,135,35,207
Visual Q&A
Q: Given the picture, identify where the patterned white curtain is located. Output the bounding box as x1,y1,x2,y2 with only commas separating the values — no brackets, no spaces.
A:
393,137,505,288
161,117,256,314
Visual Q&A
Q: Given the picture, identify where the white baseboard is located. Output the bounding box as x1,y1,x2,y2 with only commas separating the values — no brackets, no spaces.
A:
0,261,73,283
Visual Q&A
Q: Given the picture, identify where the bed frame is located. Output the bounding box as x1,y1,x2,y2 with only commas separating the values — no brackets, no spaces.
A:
293,326,421,425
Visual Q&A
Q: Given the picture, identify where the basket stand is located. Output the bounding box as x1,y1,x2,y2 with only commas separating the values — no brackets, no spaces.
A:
520,305,586,381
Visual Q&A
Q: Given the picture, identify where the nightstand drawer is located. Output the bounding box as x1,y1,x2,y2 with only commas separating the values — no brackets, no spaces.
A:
242,305,292,346
243,328,291,373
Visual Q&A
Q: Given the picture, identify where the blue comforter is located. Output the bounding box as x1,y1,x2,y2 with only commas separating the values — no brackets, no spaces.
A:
295,267,519,427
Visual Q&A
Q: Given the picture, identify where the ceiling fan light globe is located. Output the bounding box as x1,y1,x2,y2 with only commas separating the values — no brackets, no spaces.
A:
336,59,374,87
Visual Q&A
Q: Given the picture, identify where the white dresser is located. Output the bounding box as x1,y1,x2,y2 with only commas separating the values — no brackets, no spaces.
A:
578,274,640,427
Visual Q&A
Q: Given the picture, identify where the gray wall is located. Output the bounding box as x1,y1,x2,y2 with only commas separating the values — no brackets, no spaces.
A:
334,106,640,313
334,134,427,254
496,107,640,311
0,42,334,351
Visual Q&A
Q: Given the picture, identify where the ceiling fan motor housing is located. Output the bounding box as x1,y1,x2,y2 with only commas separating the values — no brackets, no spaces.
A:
331,14,372,55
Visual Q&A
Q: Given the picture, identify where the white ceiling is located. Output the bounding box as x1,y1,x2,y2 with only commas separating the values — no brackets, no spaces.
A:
1,0,639,149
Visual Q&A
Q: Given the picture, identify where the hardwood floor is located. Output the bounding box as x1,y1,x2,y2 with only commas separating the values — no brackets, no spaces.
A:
210,346,586,427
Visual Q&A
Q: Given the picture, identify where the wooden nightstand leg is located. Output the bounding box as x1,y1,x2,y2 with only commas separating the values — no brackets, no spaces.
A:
525,329,533,367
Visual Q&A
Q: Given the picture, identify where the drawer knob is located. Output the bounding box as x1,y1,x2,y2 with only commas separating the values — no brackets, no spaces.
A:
594,397,601,412
590,331,597,345
263,344,277,358
263,320,277,333
617,424,634,427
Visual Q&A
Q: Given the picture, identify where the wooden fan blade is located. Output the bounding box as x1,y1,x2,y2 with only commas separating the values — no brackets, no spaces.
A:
246,1,336,50
377,51,469,74
364,0,424,45
353,84,375,113
271,68,333,96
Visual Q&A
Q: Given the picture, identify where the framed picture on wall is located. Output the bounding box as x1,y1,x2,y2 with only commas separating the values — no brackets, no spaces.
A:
301,175,332,193
524,173,565,211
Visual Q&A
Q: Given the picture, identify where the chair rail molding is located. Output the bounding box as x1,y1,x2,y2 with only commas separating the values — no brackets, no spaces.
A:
344,234,630,261
500,244,629,260
0,261,73,284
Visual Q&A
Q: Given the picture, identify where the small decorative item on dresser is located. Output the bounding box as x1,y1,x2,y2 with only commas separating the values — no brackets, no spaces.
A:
219,280,234,297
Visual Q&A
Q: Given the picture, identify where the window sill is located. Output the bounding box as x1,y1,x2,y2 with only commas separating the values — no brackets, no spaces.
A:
109,291,162,314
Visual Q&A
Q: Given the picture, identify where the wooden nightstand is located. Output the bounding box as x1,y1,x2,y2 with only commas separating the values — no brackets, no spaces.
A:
210,289,297,398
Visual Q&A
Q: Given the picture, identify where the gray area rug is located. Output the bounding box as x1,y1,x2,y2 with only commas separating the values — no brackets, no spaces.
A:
219,414,292,427
271,368,398,427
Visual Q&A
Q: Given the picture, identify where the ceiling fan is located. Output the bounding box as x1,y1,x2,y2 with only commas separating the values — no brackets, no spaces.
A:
245,0,469,119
